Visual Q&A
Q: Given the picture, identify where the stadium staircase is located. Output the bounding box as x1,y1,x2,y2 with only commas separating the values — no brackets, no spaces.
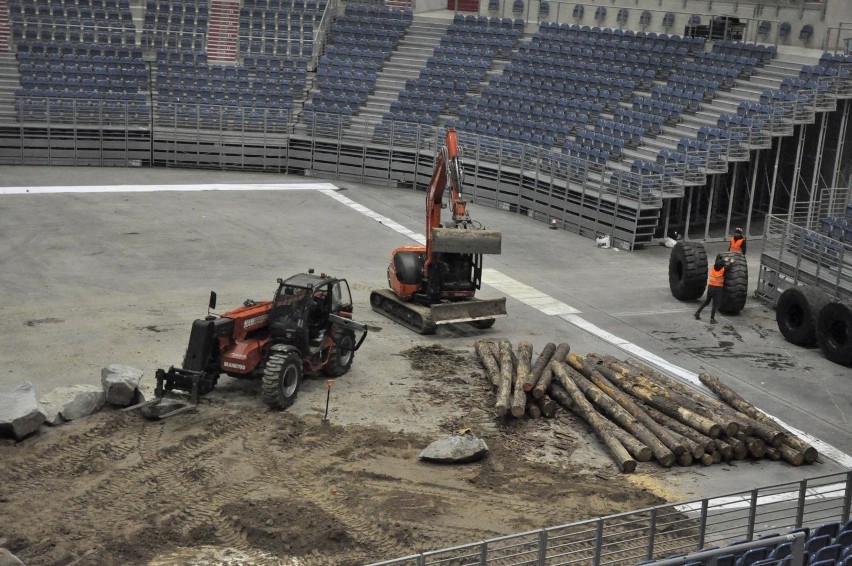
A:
0,0,10,52
329,14,451,139
206,0,240,63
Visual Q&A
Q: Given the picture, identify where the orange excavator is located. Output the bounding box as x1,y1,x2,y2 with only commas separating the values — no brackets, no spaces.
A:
370,128,507,334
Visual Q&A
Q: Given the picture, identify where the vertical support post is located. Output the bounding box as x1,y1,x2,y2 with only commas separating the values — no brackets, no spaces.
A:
593,518,604,566
788,124,807,218
647,508,657,561
726,162,739,238
705,175,717,240
795,478,807,529
830,99,850,189
745,150,761,237
747,488,758,541
536,528,548,565
662,198,671,241
768,136,783,216
684,187,693,240
808,113,829,229
698,499,709,550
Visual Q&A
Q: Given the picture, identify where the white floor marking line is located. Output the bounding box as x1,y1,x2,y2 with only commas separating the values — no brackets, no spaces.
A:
674,482,846,513
325,190,852,468
0,182,340,195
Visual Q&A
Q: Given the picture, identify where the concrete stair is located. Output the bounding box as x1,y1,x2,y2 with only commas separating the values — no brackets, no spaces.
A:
0,0,10,52
0,53,18,122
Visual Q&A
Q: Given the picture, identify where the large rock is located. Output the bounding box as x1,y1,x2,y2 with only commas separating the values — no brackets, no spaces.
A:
39,385,105,421
0,548,24,566
0,381,47,440
419,433,489,464
101,364,144,406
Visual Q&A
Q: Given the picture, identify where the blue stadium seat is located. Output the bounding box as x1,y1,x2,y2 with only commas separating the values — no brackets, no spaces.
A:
779,22,791,39
800,24,813,41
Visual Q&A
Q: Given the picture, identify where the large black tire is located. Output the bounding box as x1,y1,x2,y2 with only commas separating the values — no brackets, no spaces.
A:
262,352,302,409
718,252,748,315
323,331,355,377
669,241,708,301
775,285,830,346
816,301,852,367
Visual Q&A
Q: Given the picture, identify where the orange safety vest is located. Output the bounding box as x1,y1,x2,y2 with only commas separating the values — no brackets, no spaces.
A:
729,236,744,253
708,266,726,287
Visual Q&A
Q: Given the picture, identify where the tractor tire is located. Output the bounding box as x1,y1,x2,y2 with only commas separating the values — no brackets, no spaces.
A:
668,242,708,301
323,331,355,377
719,252,748,315
816,301,852,367
469,318,496,329
262,352,302,410
197,372,219,396
775,285,829,346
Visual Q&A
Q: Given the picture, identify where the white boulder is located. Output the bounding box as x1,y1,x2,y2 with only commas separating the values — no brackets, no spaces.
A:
0,381,47,440
101,364,144,406
39,385,105,421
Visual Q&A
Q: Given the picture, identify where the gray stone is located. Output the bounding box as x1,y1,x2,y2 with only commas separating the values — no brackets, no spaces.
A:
101,364,144,406
419,433,489,464
0,548,24,566
39,385,105,421
0,381,47,440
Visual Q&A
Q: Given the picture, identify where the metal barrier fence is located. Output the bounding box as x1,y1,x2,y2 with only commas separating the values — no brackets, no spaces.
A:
366,470,852,566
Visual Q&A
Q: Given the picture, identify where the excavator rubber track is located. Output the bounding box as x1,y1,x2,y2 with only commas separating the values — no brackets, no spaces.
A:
370,289,506,335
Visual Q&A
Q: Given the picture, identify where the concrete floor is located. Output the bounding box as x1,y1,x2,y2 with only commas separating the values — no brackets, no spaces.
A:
0,164,849,501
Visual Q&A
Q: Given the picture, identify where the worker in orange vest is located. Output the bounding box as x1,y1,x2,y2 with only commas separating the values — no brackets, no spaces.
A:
729,227,746,254
694,255,726,323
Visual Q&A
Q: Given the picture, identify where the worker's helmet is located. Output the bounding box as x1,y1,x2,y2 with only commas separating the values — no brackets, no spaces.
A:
734,227,743,234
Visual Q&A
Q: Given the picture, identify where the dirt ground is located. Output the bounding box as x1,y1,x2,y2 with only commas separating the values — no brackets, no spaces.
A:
0,345,669,566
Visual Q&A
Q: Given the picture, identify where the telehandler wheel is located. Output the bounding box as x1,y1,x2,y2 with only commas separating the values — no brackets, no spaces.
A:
323,331,355,377
262,353,302,409
469,318,496,329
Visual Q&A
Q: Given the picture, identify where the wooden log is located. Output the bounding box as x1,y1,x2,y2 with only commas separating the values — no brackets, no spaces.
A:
733,442,749,460
551,384,651,463
526,394,542,419
475,340,501,388
532,343,571,399
698,372,816,460
617,357,745,438
713,439,733,461
511,341,534,418
494,340,514,418
677,452,694,466
598,356,734,438
577,356,688,457
778,443,804,466
524,342,556,392
550,362,638,473
563,359,676,467
765,447,781,461
736,433,767,459
636,402,708,459
584,356,722,438
536,394,558,418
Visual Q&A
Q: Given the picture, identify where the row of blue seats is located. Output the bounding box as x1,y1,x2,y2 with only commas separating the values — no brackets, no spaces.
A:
632,96,684,124
510,52,659,84
574,130,625,159
674,62,737,86
820,217,852,244
154,108,293,130
819,52,852,68
330,27,403,42
147,11,208,26
666,75,720,98
239,21,315,35
320,46,386,63
12,0,131,13
650,85,705,113
715,115,766,138
329,35,397,50
343,4,412,20
240,7,323,20
613,108,664,136
243,0,323,10
605,170,658,200
502,64,652,93
317,69,378,85
451,13,523,30
336,13,408,28
15,26,136,44
479,88,606,118
537,21,705,49
144,0,209,12
21,75,145,94
712,39,777,63
460,105,589,132
16,41,141,59
595,119,645,146
158,64,306,83
695,52,759,75
503,70,635,98
530,35,690,59
562,142,611,168
419,66,483,84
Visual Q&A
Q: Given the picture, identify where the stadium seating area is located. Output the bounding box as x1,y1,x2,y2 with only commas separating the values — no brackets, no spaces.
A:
638,519,852,566
820,204,852,245
236,0,327,57
140,0,208,51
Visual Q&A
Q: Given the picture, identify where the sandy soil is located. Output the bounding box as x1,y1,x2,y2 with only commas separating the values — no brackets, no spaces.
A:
0,345,669,566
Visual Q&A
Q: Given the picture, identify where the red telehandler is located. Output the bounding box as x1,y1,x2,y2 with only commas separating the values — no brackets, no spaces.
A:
370,128,507,334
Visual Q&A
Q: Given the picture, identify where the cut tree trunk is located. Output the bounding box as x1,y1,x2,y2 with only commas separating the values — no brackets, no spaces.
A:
575,356,687,457
526,394,542,419
637,402,708,459
495,340,514,418
511,341,534,418
537,394,558,418
475,340,501,388
562,359,676,467
550,362,637,473
699,372,815,461
525,342,556,392
532,342,571,399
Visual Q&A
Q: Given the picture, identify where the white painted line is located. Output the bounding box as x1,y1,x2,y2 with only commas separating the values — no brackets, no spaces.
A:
322,190,852,469
0,183,340,195
675,482,846,513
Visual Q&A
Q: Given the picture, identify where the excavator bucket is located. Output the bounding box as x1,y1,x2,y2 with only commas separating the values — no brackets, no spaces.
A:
431,228,502,255
430,296,508,325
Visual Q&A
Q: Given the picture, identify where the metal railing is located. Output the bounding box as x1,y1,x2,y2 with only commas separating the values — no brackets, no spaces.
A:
367,471,851,566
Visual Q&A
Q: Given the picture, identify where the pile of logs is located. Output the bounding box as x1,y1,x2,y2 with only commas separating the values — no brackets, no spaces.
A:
474,340,819,473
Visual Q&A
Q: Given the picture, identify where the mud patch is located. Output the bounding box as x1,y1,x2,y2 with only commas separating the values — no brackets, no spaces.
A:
24,317,63,327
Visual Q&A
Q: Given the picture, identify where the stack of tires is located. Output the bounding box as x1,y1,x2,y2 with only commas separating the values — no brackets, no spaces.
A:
776,285,852,367
668,242,748,315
